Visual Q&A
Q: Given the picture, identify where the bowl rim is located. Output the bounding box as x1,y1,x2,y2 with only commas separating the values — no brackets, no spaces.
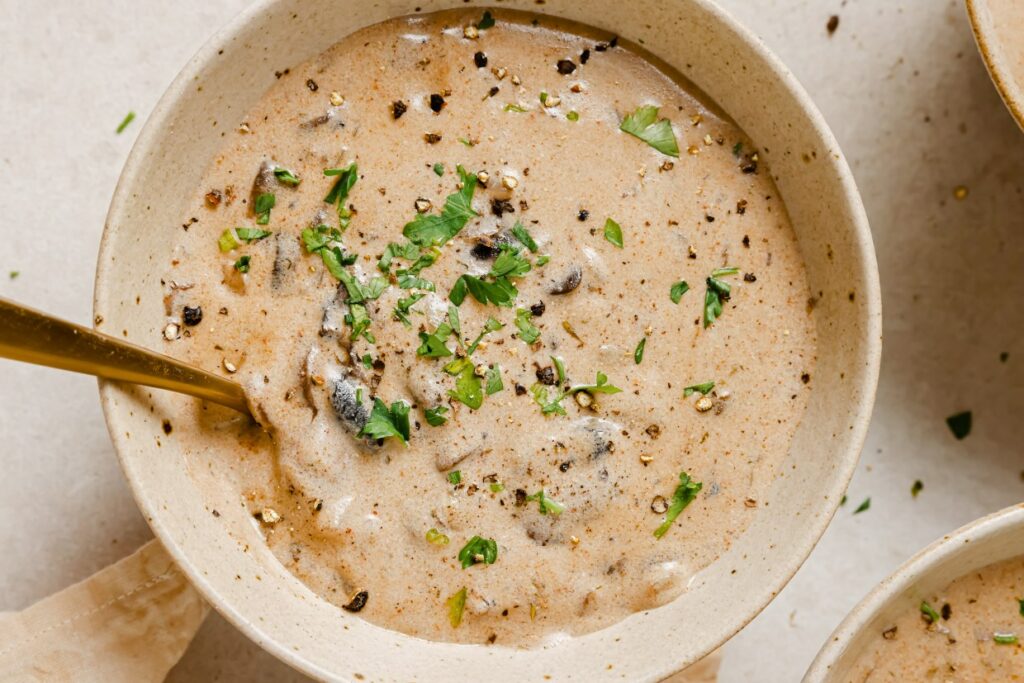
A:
803,503,1024,681
94,0,881,679
965,0,1024,132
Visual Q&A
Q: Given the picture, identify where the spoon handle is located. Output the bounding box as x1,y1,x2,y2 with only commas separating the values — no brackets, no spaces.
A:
0,297,250,416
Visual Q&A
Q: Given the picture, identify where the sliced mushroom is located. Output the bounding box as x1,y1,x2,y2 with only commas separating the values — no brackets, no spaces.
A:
329,374,371,435
272,233,299,291
548,265,582,295
250,159,280,209
301,111,336,129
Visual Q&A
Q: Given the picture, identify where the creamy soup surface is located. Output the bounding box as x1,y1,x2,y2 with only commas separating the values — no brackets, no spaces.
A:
162,8,816,646
846,556,1024,682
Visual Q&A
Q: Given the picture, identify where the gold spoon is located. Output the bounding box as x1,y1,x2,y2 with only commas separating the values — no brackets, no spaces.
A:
0,296,251,416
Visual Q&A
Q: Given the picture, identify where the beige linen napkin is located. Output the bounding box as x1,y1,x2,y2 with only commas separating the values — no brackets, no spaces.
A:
0,540,207,683
0,538,719,682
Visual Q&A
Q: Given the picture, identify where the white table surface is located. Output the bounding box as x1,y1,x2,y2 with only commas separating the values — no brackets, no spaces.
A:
3,1,1023,680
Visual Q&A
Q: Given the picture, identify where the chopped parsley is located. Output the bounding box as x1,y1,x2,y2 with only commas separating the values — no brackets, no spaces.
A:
1019,597,1024,617
634,337,647,364
417,320,455,358
490,244,532,278
911,480,923,498
396,274,435,291
218,230,240,253
853,497,871,514
273,167,301,186
445,357,483,409
378,241,421,274
323,163,358,230
457,536,498,568
425,406,449,426
450,273,518,307
670,280,690,304
233,255,251,273
404,165,479,247
620,105,679,157
920,601,941,624
485,364,504,395
448,470,462,485
219,227,272,252
515,308,541,343
447,587,467,628
426,528,450,545
466,317,504,355
302,225,357,278
235,227,272,242
603,218,624,248
433,163,445,176
567,111,580,122
552,356,566,384
393,292,425,327
358,398,411,445
8,271,18,280
946,411,972,440
653,471,702,538
683,381,715,397
539,91,549,106
525,490,565,515
115,111,135,134
504,103,528,113
531,370,622,416
704,267,739,328
511,222,539,252
994,632,1019,645
489,482,505,493
477,10,495,29
253,192,276,225
458,137,475,147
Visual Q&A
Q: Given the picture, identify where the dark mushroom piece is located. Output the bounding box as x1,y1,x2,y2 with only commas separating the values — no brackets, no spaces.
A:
250,160,280,208
548,265,582,295
342,590,369,612
271,233,299,291
329,374,372,436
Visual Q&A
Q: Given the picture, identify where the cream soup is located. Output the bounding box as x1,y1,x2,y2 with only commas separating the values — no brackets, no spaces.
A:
846,556,1024,681
161,8,816,647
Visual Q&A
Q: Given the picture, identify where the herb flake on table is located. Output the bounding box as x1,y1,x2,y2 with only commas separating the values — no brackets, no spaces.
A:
359,398,411,444
670,280,690,304
603,218,624,248
115,111,136,134
946,411,972,440
911,480,923,498
704,267,739,328
853,497,871,514
654,471,702,538
620,105,679,157
458,536,498,568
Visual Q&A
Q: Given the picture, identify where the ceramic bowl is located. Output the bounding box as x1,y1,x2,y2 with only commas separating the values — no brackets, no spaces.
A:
93,0,881,680
967,0,1024,131
804,504,1024,681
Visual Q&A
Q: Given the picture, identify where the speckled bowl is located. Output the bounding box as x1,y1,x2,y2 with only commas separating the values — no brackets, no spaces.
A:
967,0,1024,132
93,1,881,680
804,504,1024,682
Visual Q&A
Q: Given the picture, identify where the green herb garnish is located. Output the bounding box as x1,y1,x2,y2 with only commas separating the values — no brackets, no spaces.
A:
525,490,565,515
8,271,19,280
426,528,450,545
620,105,679,157
567,111,580,122
536,254,551,266
273,167,301,186
378,241,421,274
218,230,240,253
458,137,475,147
511,222,539,252
920,601,941,624
669,280,689,304
603,218,624,248
515,308,541,343
466,317,504,355
531,370,622,416
654,471,702,538
425,406,449,426
394,293,425,327
552,356,566,384
504,103,528,113
477,10,495,29
732,141,743,157
115,111,135,134
911,480,923,498
704,267,739,328
445,357,483,409
491,244,533,278
448,587,467,628
1018,597,1024,617
253,192,276,225
450,274,518,307
853,497,871,514
233,255,251,273
433,163,445,177
485,365,504,395
634,337,646,364
235,227,272,242
539,91,549,106
683,381,715,397
994,632,1019,645
358,398,411,444
489,482,505,493
458,536,498,568
947,411,972,440
396,274,435,291
323,163,358,231
361,354,373,369
448,470,462,485
405,166,478,247
417,320,455,358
